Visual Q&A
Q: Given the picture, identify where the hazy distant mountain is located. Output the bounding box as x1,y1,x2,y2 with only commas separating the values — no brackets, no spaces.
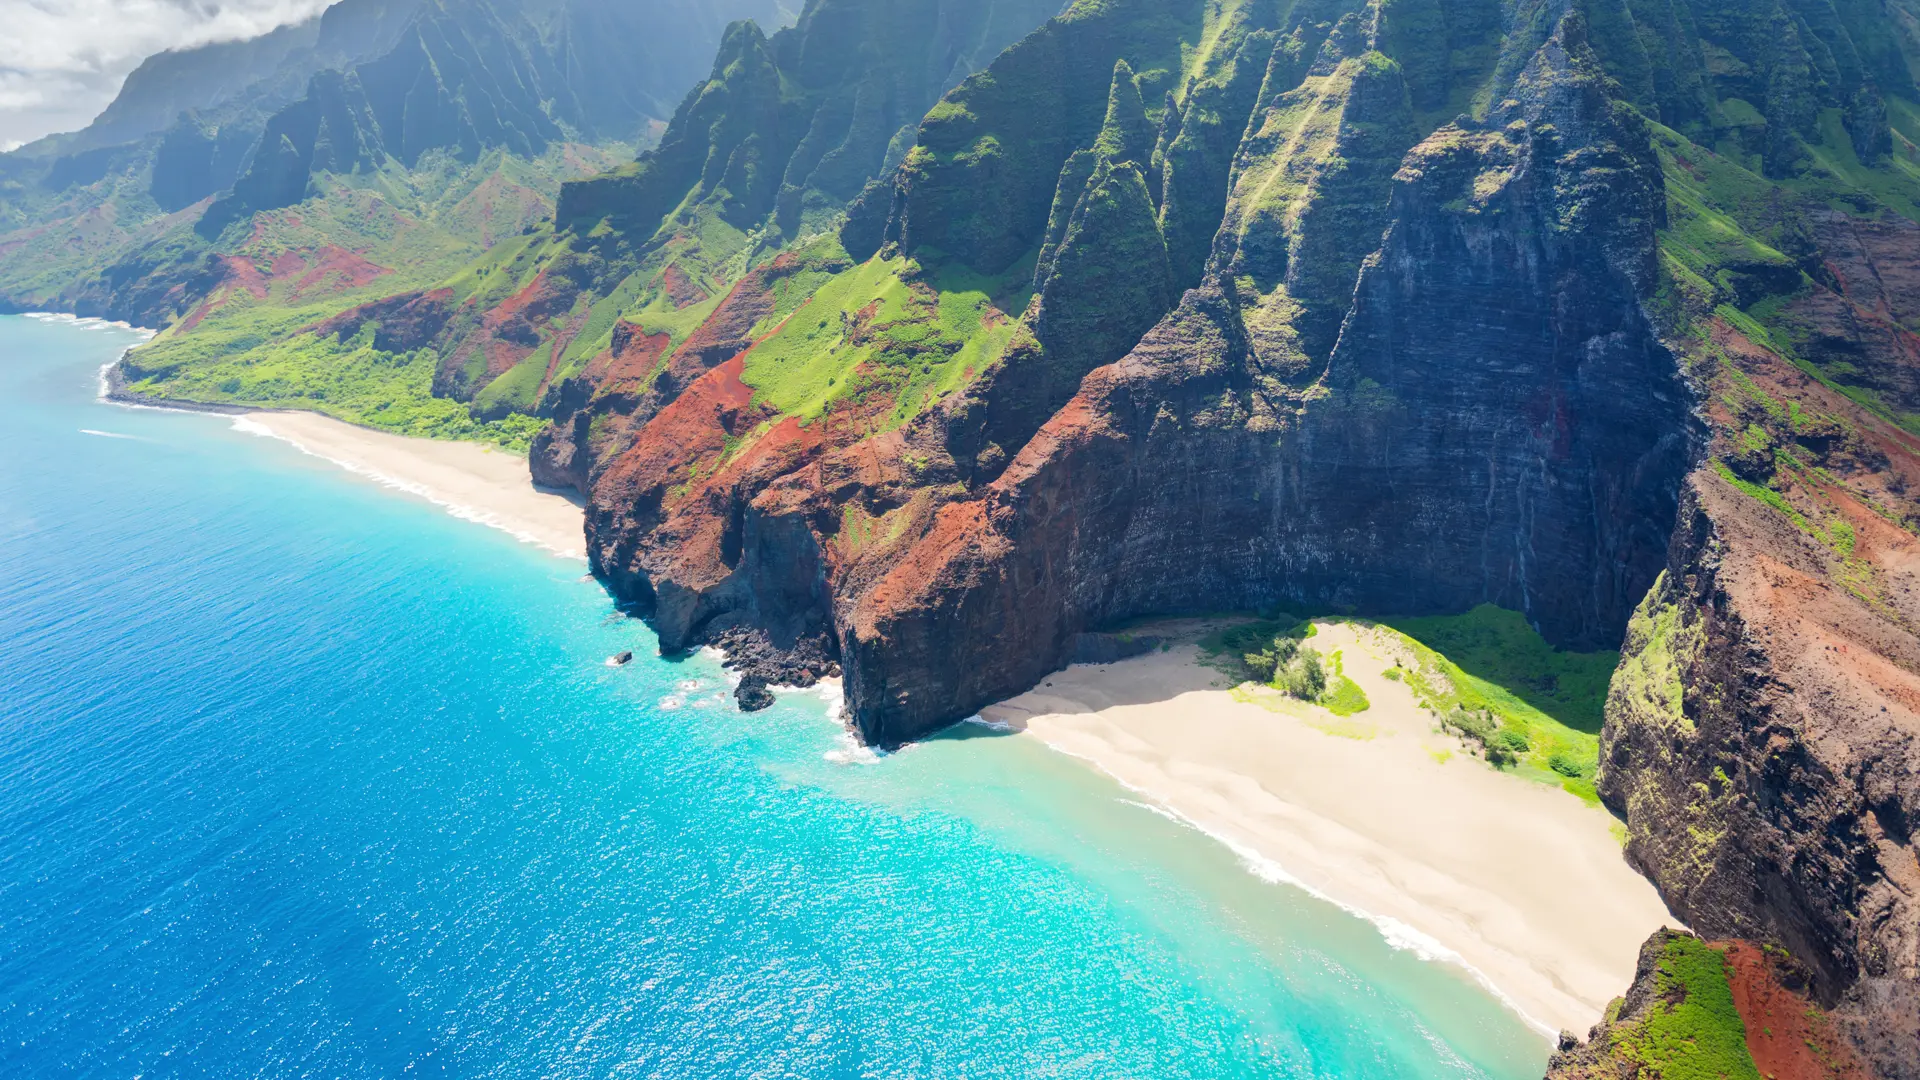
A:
202,0,796,235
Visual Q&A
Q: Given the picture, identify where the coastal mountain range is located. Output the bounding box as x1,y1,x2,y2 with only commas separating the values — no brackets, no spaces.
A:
8,0,1920,1075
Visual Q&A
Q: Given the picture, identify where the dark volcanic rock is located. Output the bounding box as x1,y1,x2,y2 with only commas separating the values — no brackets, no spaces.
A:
709,626,840,712
840,15,1694,745
1602,473,1920,1078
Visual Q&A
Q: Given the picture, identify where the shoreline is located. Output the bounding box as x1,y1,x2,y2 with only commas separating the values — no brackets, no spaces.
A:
77,319,1659,1038
980,619,1676,1040
98,353,587,561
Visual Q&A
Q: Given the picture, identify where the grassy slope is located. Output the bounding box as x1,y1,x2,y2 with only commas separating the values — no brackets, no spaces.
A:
1603,936,1763,1080
1202,605,1616,804
1646,98,1919,613
119,145,627,450
1382,607,1617,803
739,253,1030,428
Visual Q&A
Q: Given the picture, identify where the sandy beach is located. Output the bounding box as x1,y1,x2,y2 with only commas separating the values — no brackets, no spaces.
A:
233,411,586,560
980,619,1675,1039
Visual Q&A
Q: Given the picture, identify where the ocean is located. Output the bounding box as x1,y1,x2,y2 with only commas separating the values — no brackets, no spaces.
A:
0,314,1548,1078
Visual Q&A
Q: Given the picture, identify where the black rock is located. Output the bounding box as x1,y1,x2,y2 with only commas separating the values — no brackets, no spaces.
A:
735,675,775,711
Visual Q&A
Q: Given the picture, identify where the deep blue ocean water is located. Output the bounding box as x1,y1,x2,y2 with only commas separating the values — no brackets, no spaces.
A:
0,314,1549,1078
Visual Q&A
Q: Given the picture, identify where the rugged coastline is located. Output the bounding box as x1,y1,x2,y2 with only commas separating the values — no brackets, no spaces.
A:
10,0,1920,1073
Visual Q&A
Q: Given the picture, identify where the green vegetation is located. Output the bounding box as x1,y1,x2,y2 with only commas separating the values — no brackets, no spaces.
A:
1379,606,1617,802
1210,617,1326,701
125,322,543,450
1609,578,1698,738
740,254,1028,429
1605,936,1763,1080
1204,606,1610,800
1320,650,1371,718
1382,605,1617,732
107,143,632,451
1220,44,1420,369
1206,617,1369,715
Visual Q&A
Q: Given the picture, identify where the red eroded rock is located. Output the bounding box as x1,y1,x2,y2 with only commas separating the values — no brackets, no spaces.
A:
312,288,455,353
1722,942,1871,1080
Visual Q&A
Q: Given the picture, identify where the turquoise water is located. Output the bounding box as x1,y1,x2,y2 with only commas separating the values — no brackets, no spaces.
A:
0,314,1548,1078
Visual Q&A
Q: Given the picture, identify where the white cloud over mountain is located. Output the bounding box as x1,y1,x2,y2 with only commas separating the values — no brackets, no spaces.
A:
0,0,333,148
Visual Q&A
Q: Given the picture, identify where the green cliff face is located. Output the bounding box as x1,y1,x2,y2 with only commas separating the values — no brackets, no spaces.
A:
1218,23,1420,374
1547,931,1765,1080
557,0,1064,241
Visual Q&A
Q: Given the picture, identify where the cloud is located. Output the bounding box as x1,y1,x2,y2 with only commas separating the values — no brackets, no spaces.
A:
0,0,334,147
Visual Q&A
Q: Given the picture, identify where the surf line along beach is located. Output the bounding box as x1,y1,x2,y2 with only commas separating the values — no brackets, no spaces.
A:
99,330,1653,1038
980,618,1675,1039
228,411,586,561
99,355,585,562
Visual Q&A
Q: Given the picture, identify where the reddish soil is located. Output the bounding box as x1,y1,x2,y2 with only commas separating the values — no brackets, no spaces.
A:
661,263,711,310
584,321,673,385
311,288,454,352
286,246,389,300
219,255,271,300
595,353,767,522
445,268,567,387
1720,942,1870,1080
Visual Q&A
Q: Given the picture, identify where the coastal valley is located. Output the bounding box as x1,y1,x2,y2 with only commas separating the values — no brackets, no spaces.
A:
6,0,1920,1075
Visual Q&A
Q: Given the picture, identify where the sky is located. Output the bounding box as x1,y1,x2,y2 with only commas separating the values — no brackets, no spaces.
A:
0,0,334,150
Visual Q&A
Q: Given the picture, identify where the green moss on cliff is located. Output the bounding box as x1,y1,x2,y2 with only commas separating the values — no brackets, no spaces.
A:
1226,43,1419,369
1595,936,1763,1080
1607,574,1700,738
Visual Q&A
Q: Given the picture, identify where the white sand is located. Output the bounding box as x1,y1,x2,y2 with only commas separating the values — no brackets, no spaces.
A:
980,619,1675,1038
233,410,585,560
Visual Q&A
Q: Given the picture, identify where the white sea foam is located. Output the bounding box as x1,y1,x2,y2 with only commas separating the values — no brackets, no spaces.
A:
1029,738,1557,1040
1119,798,1185,824
23,311,156,338
822,729,883,766
78,429,141,440
768,676,844,723
226,416,587,562
811,678,844,722
657,695,685,711
962,714,1012,733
